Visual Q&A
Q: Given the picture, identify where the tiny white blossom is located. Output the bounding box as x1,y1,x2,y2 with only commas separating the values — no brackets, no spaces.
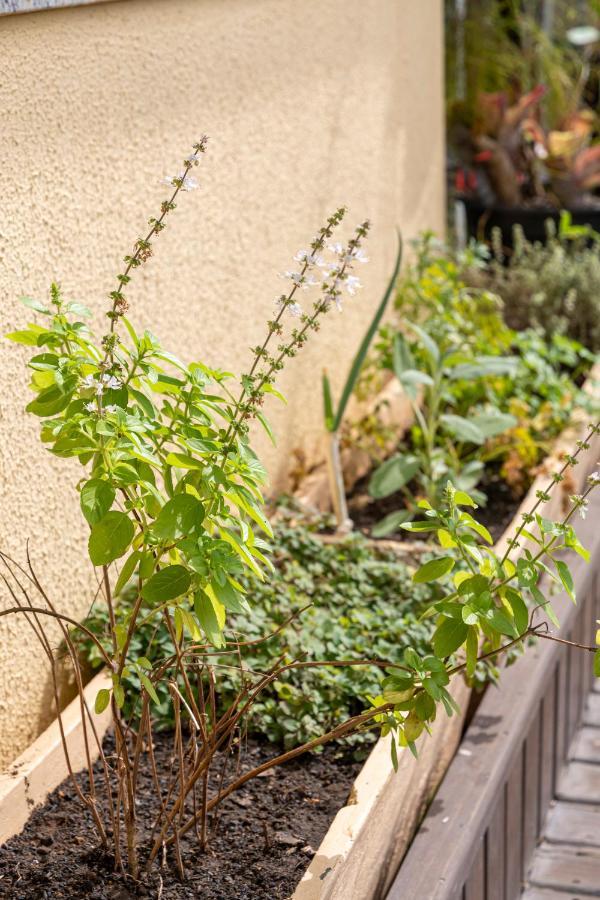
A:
327,241,344,256
293,249,325,268
348,247,369,264
161,175,177,187
102,374,122,390
588,471,600,486
85,401,96,413
281,271,319,290
276,297,303,317
570,494,589,519
181,176,199,191
534,142,548,160
95,382,105,396
82,374,96,388
185,153,201,164
344,275,362,296
104,404,118,414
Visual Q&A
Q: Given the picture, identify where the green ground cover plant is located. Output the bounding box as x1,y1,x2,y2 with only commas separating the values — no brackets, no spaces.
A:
77,513,437,751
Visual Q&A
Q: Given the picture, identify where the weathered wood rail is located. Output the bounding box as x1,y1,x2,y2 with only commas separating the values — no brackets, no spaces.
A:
387,462,600,900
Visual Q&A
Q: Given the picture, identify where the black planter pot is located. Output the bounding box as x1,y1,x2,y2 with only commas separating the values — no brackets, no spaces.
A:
459,196,600,247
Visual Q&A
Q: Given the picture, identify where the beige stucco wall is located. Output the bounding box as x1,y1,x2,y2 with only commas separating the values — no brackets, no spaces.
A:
0,0,445,766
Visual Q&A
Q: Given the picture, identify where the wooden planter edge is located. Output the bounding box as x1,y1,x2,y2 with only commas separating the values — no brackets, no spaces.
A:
0,669,112,845
293,364,600,900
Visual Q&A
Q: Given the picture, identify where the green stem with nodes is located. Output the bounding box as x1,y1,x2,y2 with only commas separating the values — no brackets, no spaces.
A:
499,420,598,566
221,208,349,449
100,136,208,367
223,218,370,454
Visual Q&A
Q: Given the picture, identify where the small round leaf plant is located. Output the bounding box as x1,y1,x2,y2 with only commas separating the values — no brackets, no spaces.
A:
4,138,372,877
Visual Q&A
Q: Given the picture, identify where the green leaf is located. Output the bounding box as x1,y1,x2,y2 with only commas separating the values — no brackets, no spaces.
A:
448,357,519,380
401,520,441,533
207,579,248,615
399,369,434,389
194,590,226,647
488,608,517,638
152,494,203,540
369,454,420,499
556,560,575,602
466,626,478,677
165,452,203,469
139,672,160,704
141,565,191,604
454,491,476,508
371,509,412,538
407,322,440,364
458,574,489,597
113,681,125,709
20,295,51,314
460,513,493,545
505,587,528,634
322,371,335,432
413,556,455,584
440,414,485,445
432,617,468,657
26,380,76,417
115,624,128,651
88,511,134,566
129,387,156,419
333,232,402,431
94,688,111,714
261,383,287,405
80,479,115,526
6,329,44,346
392,333,415,381
594,650,600,679
256,411,276,446
114,550,142,595
471,411,518,439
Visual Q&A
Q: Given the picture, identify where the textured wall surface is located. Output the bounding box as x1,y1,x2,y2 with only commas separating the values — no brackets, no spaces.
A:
0,0,445,765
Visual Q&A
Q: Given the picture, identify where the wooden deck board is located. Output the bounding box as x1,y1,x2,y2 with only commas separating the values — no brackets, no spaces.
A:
529,842,600,895
545,801,600,847
523,890,595,900
524,674,600,898
570,727,600,763
584,693,600,728
557,762,600,804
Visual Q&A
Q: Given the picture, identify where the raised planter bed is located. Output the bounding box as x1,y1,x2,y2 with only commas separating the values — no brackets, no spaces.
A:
0,371,597,899
292,365,600,899
388,457,600,900
0,669,111,845
459,195,600,247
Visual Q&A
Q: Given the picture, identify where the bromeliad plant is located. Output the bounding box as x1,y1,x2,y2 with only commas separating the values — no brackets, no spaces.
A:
2,139,373,879
321,233,402,532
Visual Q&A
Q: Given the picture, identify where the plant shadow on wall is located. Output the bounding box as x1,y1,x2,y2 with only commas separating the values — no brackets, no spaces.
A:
2,140,600,894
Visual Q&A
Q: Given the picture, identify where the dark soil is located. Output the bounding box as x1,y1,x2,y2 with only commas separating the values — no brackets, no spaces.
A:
348,467,521,544
0,732,363,900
